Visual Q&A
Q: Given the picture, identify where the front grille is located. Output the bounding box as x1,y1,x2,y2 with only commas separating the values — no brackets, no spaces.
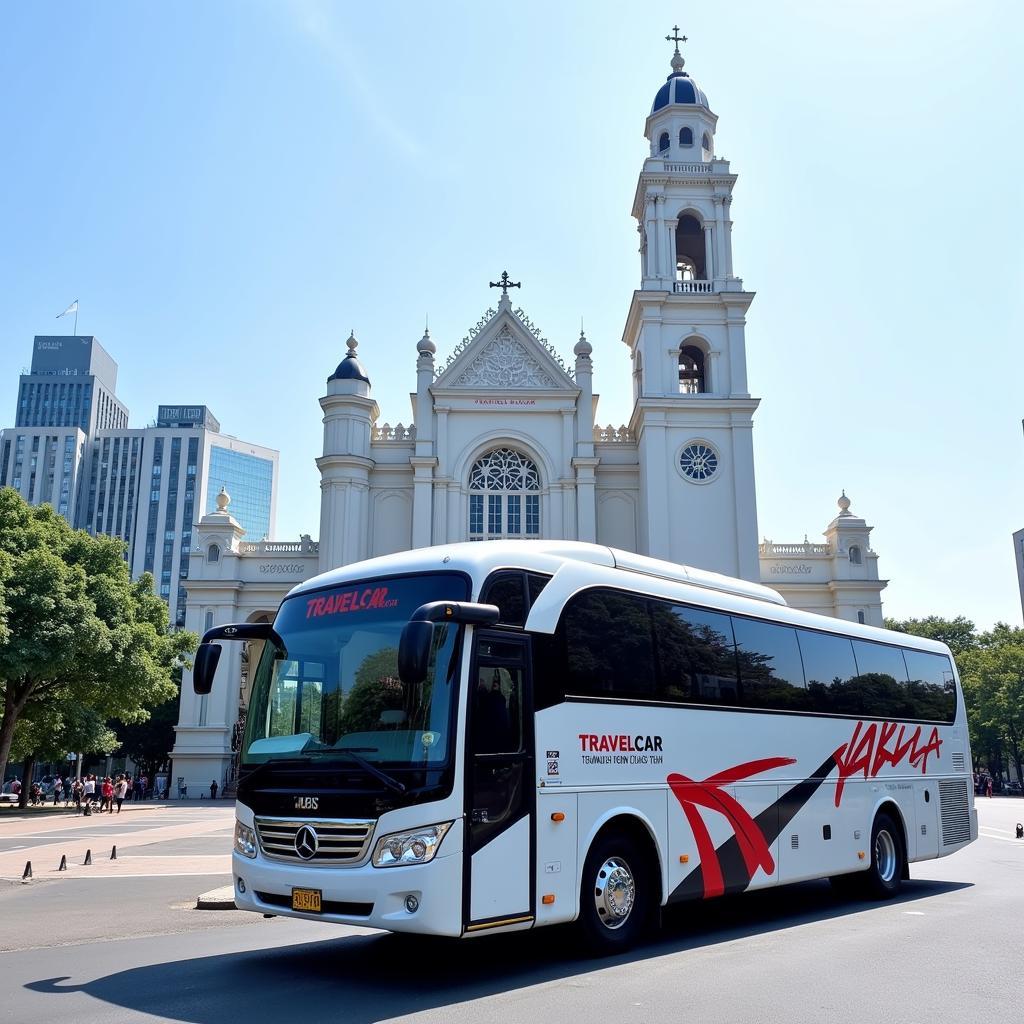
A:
255,891,374,917
939,779,971,846
255,817,375,864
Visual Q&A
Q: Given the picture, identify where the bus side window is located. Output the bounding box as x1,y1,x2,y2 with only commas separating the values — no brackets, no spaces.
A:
654,603,738,705
796,630,859,716
481,572,527,626
731,618,807,710
902,649,957,723
563,590,656,698
851,640,913,720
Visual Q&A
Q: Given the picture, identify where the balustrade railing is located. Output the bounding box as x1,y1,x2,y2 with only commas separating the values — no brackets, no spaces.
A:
663,162,710,174
594,424,634,443
673,280,715,294
373,423,416,441
759,541,832,556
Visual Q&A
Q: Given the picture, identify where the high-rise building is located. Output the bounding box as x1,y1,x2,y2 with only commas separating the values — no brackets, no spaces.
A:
0,338,278,627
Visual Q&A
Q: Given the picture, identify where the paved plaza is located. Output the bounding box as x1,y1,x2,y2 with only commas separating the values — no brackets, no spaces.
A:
0,798,1017,1022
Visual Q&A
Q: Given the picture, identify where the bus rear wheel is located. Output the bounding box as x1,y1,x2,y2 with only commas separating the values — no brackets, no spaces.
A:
857,812,905,900
577,831,654,955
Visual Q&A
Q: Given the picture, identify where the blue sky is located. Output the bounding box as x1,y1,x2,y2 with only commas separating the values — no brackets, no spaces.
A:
1,1,1021,627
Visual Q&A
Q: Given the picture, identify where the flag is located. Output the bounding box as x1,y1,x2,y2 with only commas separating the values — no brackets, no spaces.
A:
56,300,78,319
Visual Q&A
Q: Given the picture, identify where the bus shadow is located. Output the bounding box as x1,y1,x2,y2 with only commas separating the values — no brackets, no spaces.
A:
26,878,970,1024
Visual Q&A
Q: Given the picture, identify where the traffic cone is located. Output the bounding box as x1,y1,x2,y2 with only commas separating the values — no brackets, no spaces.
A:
110,845,117,860
84,849,92,866
22,861,32,880
58,854,67,871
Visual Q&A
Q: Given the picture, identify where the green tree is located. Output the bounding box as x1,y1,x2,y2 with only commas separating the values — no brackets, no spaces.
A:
884,615,978,657
959,641,1024,784
114,676,181,782
0,488,195,785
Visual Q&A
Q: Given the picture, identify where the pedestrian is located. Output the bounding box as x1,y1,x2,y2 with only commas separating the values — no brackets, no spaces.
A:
987,776,994,798
141,774,149,800
210,779,218,800
114,775,127,813
83,774,95,807
53,776,63,805
101,777,114,812
72,778,83,813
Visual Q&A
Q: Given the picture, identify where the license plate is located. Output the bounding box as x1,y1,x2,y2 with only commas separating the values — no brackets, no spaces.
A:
291,888,322,912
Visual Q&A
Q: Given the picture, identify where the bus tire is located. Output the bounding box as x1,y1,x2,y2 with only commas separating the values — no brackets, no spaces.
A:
577,831,654,955
858,812,905,900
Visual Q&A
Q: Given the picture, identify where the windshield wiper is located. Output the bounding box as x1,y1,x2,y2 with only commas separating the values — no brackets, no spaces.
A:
334,746,406,794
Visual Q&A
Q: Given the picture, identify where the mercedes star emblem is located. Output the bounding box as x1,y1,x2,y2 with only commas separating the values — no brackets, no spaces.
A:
294,824,319,860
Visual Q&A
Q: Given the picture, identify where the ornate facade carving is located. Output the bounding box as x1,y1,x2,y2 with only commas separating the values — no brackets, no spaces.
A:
450,326,559,389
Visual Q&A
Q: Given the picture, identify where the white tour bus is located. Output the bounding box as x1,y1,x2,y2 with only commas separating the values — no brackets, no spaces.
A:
192,541,976,953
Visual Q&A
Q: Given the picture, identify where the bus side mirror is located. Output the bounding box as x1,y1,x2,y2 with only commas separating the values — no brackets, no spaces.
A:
398,621,434,686
193,642,222,695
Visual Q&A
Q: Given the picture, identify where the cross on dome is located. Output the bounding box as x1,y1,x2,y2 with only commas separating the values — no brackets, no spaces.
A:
665,24,688,72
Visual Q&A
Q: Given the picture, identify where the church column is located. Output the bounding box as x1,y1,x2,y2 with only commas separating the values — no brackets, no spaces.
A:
703,225,715,280
712,196,727,286
573,459,599,542
724,196,734,278
654,194,667,281
644,194,658,280
664,216,678,286
411,457,437,548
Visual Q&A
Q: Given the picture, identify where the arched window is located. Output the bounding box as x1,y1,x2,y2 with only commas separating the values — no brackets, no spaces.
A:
679,126,693,147
207,543,220,563
658,131,670,154
679,345,707,394
675,214,706,279
469,448,540,541
849,545,862,565
701,131,712,152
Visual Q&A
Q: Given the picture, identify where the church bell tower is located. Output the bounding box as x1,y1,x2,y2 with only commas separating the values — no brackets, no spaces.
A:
624,29,760,581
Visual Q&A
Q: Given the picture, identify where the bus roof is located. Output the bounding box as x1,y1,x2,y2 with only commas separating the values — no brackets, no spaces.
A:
287,540,951,656
292,540,787,608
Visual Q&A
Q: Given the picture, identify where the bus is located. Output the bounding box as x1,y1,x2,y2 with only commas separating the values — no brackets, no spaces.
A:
192,540,976,953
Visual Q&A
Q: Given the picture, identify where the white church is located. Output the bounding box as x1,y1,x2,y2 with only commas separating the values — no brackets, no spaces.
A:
172,38,886,792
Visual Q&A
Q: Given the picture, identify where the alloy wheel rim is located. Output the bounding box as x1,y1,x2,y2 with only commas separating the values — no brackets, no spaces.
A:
875,829,897,883
593,856,636,930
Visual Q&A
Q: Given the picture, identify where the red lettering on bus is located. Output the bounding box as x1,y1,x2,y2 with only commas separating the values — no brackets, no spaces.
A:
833,720,942,806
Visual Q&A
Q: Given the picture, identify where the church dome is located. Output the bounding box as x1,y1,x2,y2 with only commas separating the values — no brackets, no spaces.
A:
651,73,709,114
328,332,370,385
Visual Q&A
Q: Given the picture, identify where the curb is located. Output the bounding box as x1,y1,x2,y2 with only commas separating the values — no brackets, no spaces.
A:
196,884,236,910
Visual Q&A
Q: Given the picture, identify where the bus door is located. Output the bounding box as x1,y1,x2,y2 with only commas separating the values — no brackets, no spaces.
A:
463,631,534,931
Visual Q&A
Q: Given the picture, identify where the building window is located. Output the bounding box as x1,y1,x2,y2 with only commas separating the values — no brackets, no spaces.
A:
679,344,707,394
678,441,719,483
208,543,220,563
468,448,540,541
857,610,866,625
702,131,712,152
675,214,706,279
658,131,670,153
849,545,862,565
679,126,693,146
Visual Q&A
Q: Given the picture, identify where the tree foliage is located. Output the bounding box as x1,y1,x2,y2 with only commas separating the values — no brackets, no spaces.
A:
0,487,195,784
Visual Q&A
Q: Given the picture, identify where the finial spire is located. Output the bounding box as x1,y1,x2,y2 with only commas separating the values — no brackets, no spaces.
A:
346,331,358,353
489,270,521,296
666,24,687,73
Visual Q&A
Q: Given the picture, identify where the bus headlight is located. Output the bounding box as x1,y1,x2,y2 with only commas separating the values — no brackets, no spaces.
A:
234,821,257,859
371,821,453,868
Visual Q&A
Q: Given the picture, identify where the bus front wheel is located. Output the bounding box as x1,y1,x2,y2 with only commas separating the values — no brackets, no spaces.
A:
577,831,655,954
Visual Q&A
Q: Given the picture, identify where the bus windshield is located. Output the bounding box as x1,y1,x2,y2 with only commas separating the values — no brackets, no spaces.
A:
242,573,468,768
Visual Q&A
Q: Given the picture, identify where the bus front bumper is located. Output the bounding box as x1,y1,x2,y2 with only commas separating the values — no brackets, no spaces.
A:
231,848,464,937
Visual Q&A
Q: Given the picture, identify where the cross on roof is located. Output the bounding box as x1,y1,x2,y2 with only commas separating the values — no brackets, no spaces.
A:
489,271,521,295
666,25,687,52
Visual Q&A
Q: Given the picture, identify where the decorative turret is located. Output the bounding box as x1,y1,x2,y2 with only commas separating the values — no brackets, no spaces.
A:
318,330,379,571
645,27,717,161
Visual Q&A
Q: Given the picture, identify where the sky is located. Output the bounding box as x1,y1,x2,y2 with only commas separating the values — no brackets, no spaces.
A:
0,1,1021,628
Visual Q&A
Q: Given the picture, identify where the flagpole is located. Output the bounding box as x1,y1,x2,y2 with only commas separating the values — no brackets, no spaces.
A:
74,304,78,336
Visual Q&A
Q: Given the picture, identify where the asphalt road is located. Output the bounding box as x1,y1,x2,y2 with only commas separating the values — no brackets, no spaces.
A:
0,799,1019,1024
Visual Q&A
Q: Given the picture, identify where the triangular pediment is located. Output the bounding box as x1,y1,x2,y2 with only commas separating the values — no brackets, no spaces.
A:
433,304,577,391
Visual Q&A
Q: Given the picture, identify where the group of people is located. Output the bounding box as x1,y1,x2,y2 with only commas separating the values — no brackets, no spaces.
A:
16,772,156,810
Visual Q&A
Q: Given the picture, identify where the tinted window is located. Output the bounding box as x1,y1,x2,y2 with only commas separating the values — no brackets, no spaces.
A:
903,649,956,722
654,603,738,705
481,573,526,626
797,630,861,715
849,640,914,719
732,618,808,710
527,573,550,606
564,591,656,698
